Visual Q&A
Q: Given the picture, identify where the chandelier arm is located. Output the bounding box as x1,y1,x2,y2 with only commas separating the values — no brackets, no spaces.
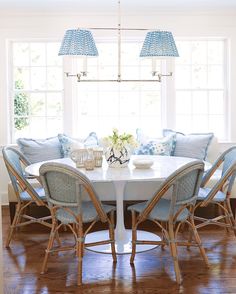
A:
87,27,151,31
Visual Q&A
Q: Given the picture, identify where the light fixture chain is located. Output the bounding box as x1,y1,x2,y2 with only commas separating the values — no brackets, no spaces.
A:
118,0,121,82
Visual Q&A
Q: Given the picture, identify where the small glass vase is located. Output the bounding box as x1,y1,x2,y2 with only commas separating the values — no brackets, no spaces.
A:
105,145,131,168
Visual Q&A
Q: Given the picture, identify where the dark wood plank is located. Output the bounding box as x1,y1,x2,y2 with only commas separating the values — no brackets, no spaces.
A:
2,206,236,293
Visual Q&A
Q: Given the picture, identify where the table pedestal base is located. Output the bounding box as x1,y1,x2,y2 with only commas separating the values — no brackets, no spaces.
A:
85,229,160,254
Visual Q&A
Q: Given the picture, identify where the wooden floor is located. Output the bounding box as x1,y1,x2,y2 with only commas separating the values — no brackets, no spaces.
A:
2,206,236,294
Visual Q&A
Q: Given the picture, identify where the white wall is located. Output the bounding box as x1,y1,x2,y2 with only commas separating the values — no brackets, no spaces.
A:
0,12,236,204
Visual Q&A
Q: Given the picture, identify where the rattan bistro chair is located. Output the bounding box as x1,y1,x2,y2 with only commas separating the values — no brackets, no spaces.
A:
194,146,236,233
39,162,117,286
128,161,209,284
2,146,53,247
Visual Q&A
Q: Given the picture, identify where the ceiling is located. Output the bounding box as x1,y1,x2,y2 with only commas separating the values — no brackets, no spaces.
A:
0,0,236,14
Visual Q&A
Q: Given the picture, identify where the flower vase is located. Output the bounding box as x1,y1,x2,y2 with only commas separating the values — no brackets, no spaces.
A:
105,146,131,168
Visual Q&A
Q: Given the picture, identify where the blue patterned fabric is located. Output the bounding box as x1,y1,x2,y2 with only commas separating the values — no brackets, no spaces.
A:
58,29,98,56
58,132,99,157
136,129,175,155
140,31,179,57
163,129,213,160
17,137,62,163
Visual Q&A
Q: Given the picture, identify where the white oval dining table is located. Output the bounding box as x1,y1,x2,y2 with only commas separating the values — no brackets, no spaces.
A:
25,155,207,254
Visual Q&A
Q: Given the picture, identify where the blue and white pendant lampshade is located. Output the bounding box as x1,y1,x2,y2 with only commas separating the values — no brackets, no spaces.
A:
140,31,179,58
58,29,98,56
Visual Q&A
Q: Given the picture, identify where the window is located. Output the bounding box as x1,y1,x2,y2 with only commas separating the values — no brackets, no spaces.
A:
11,42,64,141
10,38,228,142
175,39,227,140
72,42,163,138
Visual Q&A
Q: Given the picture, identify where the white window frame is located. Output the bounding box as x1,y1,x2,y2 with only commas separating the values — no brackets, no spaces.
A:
9,39,64,142
174,37,229,141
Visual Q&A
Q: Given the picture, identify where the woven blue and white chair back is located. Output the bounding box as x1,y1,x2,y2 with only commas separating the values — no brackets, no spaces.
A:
139,161,204,222
2,146,43,204
221,147,236,193
39,162,107,222
165,161,204,217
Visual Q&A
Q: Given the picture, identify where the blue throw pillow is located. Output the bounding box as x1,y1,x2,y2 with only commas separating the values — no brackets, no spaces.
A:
17,136,62,163
136,129,176,156
163,129,214,160
58,132,99,157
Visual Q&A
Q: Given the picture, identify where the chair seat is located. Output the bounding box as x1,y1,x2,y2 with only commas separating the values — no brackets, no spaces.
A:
20,187,46,201
197,187,226,202
56,202,116,224
128,198,190,222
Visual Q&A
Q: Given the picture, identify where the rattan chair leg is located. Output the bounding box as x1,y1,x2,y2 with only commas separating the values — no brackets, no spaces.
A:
77,222,84,286
190,217,209,267
41,221,57,274
109,210,117,263
225,199,236,236
168,222,181,284
130,211,137,264
161,222,166,250
5,203,22,247
220,203,231,233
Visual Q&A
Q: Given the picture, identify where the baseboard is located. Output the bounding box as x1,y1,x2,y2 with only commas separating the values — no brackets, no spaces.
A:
0,191,9,206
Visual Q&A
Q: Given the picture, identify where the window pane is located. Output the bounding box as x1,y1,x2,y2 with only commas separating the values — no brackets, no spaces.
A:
47,67,63,90
30,93,45,116
208,41,224,65
175,41,191,65
208,65,224,88
120,93,139,115
47,93,63,116
30,43,46,66
176,91,192,115
175,65,191,88
192,91,208,115
176,115,192,134
31,67,47,90
98,92,119,116
47,117,63,136
141,93,161,116
30,117,46,137
13,43,29,66
192,115,208,132
209,91,224,115
192,65,207,88
175,39,226,140
47,43,62,66
14,68,30,90
12,41,63,141
191,41,207,65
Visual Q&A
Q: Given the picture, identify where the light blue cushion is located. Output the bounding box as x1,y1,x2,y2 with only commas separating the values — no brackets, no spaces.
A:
197,187,226,202
55,202,115,224
17,137,62,164
163,129,213,160
58,132,99,157
20,187,46,201
128,198,190,222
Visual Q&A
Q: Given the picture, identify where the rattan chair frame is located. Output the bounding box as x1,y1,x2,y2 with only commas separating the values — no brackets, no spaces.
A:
193,147,236,233
39,162,117,286
2,146,54,247
129,161,209,285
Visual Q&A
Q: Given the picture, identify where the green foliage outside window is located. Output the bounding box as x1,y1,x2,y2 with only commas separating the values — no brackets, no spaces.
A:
14,80,29,130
